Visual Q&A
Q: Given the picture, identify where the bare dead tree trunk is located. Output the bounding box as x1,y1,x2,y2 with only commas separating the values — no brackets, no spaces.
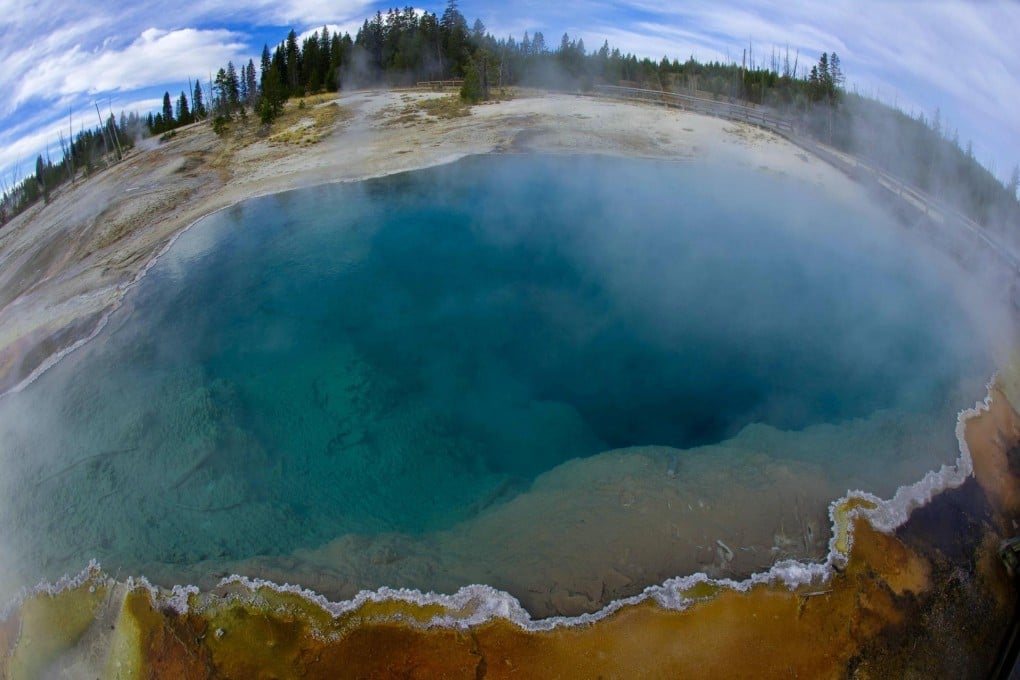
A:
480,54,489,100
94,102,112,167
0,173,10,214
58,131,71,185
67,108,75,184
108,99,124,159
740,48,746,102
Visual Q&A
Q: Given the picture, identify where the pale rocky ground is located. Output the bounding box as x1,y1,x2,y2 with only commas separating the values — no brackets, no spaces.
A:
0,89,1009,617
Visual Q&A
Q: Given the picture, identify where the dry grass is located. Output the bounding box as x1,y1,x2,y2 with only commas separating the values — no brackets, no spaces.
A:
268,96,347,146
212,95,348,152
378,91,516,127
376,95,471,127
374,104,421,128
301,92,342,106
485,87,517,103
415,95,471,119
389,112,421,127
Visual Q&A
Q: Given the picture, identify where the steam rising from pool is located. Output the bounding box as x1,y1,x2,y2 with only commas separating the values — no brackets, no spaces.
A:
0,155,994,613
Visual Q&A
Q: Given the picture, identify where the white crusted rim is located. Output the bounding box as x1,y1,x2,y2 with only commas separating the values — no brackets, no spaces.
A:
1,381,995,631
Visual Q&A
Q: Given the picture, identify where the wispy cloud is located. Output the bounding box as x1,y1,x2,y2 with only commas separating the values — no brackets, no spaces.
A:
205,0,374,27
0,114,78,183
7,28,248,114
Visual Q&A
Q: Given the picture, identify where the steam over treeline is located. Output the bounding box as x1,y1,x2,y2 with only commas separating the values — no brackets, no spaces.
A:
826,94,1020,231
2,0,1018,233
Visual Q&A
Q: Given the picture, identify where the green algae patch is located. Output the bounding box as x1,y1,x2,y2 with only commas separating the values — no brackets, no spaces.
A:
255,588,337,628
350,598,450,626
199,586,452,643
202,599,323,678
832,496,879,556
6,580,106,679
678,581,722,600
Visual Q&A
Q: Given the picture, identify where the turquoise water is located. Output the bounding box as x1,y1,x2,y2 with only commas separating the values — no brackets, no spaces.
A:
0,155,990,597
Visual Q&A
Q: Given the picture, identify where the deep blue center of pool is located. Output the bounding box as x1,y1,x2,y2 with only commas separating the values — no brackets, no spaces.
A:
0,154,987,585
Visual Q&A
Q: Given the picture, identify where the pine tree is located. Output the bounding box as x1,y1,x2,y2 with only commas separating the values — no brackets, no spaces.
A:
259,62,285,123
304,33,322,92
1010,164,1020,203
246,59,258,105
192,80,207,119
260,44,272,89
471,18,486,43
213,68,228,115
286,30,301,95
161,91,175,127
829,53,844,90
176,91,191,125
531,31,546,54
240,64,249,104
271,45,287,92
460,59,482,102
327,34,343,90
440,0,469,74
225,61,241,110
35,154,49,204
318,26,331,87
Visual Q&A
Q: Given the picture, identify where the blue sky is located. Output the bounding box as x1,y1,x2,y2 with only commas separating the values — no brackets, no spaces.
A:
0,1,1017,188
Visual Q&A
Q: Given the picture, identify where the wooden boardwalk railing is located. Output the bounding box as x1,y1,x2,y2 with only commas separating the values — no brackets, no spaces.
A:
416,79,464,89
595,85,794,134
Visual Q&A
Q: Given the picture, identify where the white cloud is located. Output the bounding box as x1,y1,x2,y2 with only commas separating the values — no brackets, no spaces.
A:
112,96,167,118
588,25,727,64
295,20,364,45
9,28,248,113
180,0,373,28
0,18,109,108
0,0,98,34
297,24,344,44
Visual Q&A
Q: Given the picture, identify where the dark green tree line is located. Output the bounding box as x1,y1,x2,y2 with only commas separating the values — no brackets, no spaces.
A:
2,116,136,223
146,77,210,135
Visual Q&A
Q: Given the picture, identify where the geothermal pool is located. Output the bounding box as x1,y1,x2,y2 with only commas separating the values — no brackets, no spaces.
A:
0,154,993,615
